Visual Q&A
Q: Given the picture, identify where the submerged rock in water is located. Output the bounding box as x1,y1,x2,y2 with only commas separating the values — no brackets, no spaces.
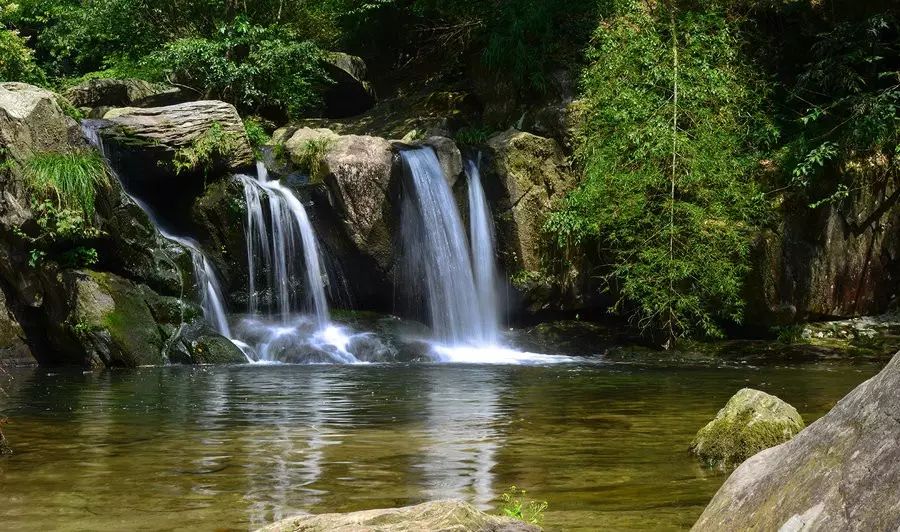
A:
257,500,540,532
0,423,10,455
690,388,804,467
693,353,900,531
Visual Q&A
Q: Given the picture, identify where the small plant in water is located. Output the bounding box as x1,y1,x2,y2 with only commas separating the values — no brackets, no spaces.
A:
499,485,548,525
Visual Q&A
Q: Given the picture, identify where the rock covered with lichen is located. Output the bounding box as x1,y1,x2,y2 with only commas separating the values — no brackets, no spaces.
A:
257,500,540,532
690,388,805,467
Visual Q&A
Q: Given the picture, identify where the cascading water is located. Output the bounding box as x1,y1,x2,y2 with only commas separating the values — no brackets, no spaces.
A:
465,156,501,345
400,148,491,345
237,163,329,326
399,147,503,348
81,121,236,343
231,164,382,364
400,147,574,364
84,119,573,366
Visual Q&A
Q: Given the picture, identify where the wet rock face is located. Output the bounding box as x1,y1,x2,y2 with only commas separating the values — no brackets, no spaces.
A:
693,353,900,532
43,270,168,368
0,291,31,367
64,78,189,113
747,153,900,326
690,388,805,468
257,499,541,532
0,83,220,368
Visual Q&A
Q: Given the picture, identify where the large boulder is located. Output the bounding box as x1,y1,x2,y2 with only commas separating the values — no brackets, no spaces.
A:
690,388,805,467
44,270,167,368
257,500,540,532
64,78,189,114
281,127,396,271
98,101,253,176
486,129,576,275
321,52,377,119
693,353,900,531
97,100,254,230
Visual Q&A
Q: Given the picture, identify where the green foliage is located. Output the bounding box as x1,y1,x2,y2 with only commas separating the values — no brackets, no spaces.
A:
19,150,108,267
453,125,493,146
547,2,774,341
481,0,598,92
784,14,899,208
0,28,46,84
148,18,327,117
243,117,270,151
54,94,83,120
498,485,547,525
24,150,109,219
173,122,240,175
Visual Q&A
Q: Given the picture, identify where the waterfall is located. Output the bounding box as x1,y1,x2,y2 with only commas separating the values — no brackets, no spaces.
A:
466,156,501,345
81,120,235,341
237,163,330,327
399,147,498,345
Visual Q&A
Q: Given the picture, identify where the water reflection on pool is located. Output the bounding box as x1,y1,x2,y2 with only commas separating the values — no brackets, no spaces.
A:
0,359,883,531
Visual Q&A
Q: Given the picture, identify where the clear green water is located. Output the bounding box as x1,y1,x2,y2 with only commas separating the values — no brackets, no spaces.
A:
0,359,883,531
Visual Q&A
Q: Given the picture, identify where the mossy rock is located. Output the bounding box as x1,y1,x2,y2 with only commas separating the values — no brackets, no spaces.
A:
167,322,247,365
690,388,805,467
187,334,247,364
67,270,166,367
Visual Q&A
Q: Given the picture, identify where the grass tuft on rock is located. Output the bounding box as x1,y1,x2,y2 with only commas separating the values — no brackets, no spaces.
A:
295,137,332,179
23,150,109,219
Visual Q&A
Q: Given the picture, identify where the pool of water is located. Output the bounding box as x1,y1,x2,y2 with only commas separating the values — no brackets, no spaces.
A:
0,358,884,531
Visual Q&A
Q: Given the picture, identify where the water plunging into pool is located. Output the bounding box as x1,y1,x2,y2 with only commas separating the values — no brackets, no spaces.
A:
232,164,367,364
237,163,329,326
399,148,561,363
400,148,491,345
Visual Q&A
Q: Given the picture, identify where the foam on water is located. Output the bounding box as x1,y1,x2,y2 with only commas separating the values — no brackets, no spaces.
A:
429,344,580,365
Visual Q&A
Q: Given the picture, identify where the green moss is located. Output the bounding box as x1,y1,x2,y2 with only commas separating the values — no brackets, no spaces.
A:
690,389,805,467
76,271,165,367
55,95,85,121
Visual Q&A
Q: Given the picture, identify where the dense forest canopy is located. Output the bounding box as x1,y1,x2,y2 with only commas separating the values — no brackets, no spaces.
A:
1,0,897,343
